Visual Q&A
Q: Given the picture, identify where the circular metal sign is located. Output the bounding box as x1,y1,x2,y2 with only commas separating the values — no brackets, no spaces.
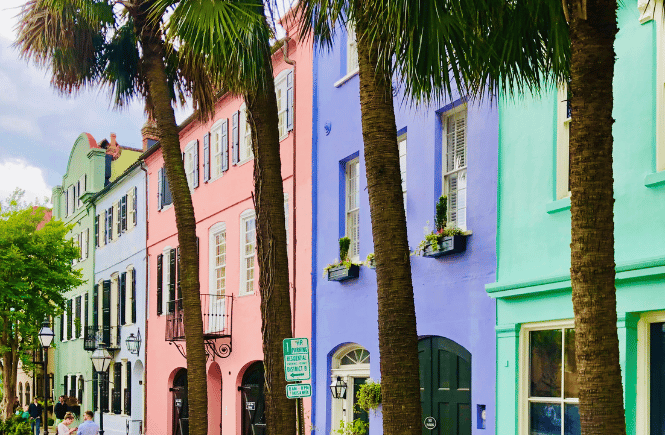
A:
424,416,437,430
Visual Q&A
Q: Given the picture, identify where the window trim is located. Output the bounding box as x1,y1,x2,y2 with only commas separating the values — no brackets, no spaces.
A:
519,319,577,435
210,118,227,181
636,310,665,435
274,69,291,140
442,104,468,230
346,21,358,75
239,209,256,296
184,140,198,191
162,246,172,314
238,104,254,165
556,84,571,200
345,157,360,262
209,222,227,297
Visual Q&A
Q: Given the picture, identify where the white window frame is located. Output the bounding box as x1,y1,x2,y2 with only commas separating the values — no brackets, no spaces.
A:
184,140,197,191
125,265,134,325
239,209,256,295
210,119,226,180
345,158,360,262
275,70,290,140
113,201,120,241
556,83,571,200
442,105,468,230
398,133,407,214
239,104,254,164
209,222,227,297
346,21,359,75
519,319,578,435
330,344,370,433
636,310,665,435
68,185,75,217
127,188,136,230
162,247,171,314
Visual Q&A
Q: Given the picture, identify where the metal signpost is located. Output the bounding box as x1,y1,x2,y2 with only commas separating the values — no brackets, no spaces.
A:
283,338,311,435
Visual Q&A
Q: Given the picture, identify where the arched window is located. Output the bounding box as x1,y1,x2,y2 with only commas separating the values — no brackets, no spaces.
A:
330,345,371,433
25,382,30,405
78,375,84,405
18,383,23,406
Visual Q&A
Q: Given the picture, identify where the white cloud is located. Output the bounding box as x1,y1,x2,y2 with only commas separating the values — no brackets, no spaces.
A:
0,159,52,205
0,116,41,139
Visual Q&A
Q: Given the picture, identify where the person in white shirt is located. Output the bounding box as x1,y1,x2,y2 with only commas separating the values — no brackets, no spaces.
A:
57,412,77,435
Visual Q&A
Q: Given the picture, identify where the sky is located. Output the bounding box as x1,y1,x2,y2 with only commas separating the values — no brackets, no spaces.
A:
0,1,191,205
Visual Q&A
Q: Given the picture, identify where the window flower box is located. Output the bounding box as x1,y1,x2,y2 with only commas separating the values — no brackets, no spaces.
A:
326,264,360,282
422,235,468,258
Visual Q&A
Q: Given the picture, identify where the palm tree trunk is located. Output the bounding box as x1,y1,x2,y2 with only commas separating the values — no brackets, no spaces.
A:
355,11,422,435
569,1,626,434
133,3,208,435
244,26,296,435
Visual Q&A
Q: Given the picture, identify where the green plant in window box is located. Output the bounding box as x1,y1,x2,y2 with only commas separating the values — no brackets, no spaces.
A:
324,237,361,281
356,380,381,413
364,253,375,269
416,196,470,258
333,419,369,435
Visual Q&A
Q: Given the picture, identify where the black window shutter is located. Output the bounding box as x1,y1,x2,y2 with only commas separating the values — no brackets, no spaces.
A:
194,139,199,188
93,283,99,330
94,215,99,247
92,370,98,411
131,268,137,324
120,272,127,325
67,299,73,340
107,207,113,241
203,133,210,182
169,248,176,313
59,314,64,342
102,280,111,346
70,375,76,398
64,376,68,397
125,361,132,416
232,111,239,164
84,292,88,336
157,254,163,316
75,296,81,337
176,247,181,301
121,195,128,232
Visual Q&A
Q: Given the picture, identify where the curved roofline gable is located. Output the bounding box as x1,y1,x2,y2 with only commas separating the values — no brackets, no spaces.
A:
65,132,99,177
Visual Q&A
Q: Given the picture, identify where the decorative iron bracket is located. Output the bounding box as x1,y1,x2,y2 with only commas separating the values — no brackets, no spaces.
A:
169,337,232,360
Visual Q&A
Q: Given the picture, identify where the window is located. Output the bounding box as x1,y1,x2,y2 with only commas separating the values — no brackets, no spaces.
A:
75,296,82,337
240,105,253,163
120,194,128,233
345,158,360,262
157,248,175,315
556,83,571,200
67,185,75,217
25,382,30,405
73,183,79,212
126,266,136,324
210,119,229,179
77,174,86,208
66,299,73,340
346,21,358,74
95,214,100,248
443,106,468,230
184,140,199,190
636,311,665,435
106,207,113,242
127,187,137,230
274,70,294,139
209,223,227,297
330,344,370,434
398,133,407,212
520,321,580,435
157,167,173,210
240,210,256,295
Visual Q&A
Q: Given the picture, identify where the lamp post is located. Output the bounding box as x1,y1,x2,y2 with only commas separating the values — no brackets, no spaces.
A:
38,318,54,435
90,343,111,435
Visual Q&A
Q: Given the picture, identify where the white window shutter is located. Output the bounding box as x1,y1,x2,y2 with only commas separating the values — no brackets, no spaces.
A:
286,70,294,131
449,174,458,225
157,168,163,210
457,170,467,230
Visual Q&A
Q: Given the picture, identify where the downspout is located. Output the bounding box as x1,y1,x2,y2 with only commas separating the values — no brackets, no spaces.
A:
282,38,297,337
140,162,149,435
310,40,320,435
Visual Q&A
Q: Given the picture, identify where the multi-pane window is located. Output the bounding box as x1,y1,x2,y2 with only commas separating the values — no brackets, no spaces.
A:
240,211,256,295
346,22,358,74
240,107,253,162
398,134,407,213
127,187,137,230
443,107,467,230
274,70,294,139
184,140,199,190
157,167,173,210
556,83,572,199
523,324,580,435
210,224,227,297
67,185,75,217
345,158,360,262
211,120,228,179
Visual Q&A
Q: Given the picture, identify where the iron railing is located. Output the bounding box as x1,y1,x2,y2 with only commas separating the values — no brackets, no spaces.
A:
84,325,122,351
165,294,232,341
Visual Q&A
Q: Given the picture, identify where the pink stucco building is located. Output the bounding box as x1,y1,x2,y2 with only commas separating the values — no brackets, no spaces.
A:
143,18,313,435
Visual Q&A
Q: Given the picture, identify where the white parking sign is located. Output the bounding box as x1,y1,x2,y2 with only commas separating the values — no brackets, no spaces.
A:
283,338,311,381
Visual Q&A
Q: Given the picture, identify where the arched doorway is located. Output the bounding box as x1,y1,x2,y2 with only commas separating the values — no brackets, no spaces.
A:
207,363,222,435
171,369,188,435
418,336,471,435
240,362,265,435
329,344,371,434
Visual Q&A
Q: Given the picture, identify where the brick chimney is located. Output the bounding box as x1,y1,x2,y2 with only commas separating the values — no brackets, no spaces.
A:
141,119,160,151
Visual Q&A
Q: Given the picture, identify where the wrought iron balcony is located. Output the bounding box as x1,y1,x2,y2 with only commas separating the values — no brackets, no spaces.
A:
165,294,233,359
84,325,122,351
112,389,122,415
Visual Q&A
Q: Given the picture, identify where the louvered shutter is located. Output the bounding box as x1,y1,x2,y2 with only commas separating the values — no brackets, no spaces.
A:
126,361,132,415
157,168,163,210
75,296,81,337
84,293,88,337
156,254,163,316
203,133,210,182
93,284,99,329
286,70,294,131
232,111,239,164
131,268,137,324
176,247,181,301
163,169,172,206
132,186,138,226
107,207,113,241
67,299,73,339
193,139,199,188
169,248,176,313
94,215,99,247
64,190,69,217
64,376,68,397
60,314,64,341
121,195,128,232
92,371,98,411
120,272,127,325
222,120,229,172
84,228,89,259
102,280,111,346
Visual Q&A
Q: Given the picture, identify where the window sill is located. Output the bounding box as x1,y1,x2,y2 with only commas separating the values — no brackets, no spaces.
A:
238,291,255,297
645,170,665,188
159,204,173,213
237,158,254,167
546,197,571,214
334,68,359,88
208,173,224,184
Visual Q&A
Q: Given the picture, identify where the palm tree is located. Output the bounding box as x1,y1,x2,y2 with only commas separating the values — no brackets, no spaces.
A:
358,0,626,434
155,1,296,433
13,2,249,434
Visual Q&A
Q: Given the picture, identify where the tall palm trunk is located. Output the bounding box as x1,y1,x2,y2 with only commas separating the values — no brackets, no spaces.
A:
1,327,19,419
133,3,208,435
569,1,626,434
355,10,422,435
244,24,296,435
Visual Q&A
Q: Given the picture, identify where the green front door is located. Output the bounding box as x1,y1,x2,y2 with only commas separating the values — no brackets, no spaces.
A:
418,336,471,435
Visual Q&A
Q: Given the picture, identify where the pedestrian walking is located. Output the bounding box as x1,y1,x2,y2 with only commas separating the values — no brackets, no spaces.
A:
76,411,99,435
54,396,68,426
28,397,42,435
21,405,30,421
57,413,77,435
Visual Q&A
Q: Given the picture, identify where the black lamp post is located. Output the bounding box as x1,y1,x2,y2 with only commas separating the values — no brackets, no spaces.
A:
329,376,347,399
91,343,111,435
38,318,54,435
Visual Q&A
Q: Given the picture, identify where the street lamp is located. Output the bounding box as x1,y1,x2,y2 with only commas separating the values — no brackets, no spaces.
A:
38,318,54,435
90,343,112,435
329,377,347,399
125,329,141,355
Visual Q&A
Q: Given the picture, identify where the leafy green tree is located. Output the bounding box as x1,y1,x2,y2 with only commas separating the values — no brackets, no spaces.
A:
0,190,82,419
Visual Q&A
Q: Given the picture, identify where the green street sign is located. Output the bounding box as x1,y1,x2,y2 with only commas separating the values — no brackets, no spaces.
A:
283,337,311,381
286,383,312,399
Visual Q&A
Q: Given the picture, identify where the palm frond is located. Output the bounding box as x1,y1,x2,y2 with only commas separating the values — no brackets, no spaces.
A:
101,18,142,106
294,0,349,50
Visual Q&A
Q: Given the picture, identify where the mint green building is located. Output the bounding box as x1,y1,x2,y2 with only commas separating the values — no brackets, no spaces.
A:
51,133,140,419
487,3,665,434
